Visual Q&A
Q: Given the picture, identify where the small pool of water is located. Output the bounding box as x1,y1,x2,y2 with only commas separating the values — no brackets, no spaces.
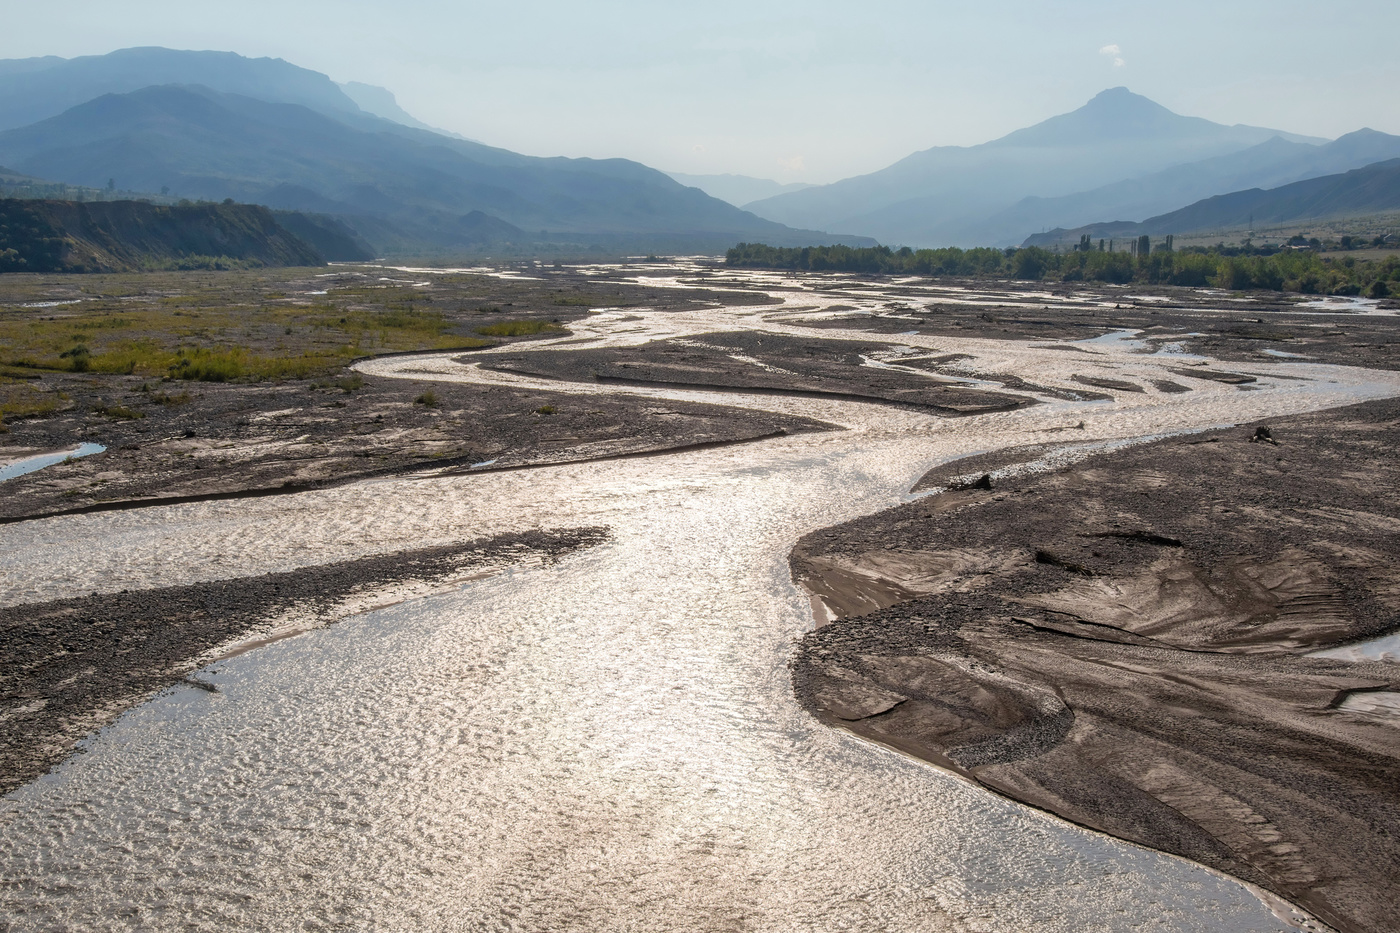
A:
0,443,105,482
1310,631,1400,663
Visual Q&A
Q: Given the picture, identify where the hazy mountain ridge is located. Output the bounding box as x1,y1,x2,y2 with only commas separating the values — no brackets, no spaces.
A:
0,82,862,255
338,81,475,141
2,48,1375,257
1022,158,1400,247
0,48,870,255
0,47,364,133
665,172,811,208
746,88,1330,247
996,128,1400,246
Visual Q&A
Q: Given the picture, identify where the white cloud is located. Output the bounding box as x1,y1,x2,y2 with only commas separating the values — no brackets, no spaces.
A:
1100,44,1126,68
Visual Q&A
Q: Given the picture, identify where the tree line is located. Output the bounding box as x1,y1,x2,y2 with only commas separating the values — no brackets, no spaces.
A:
726,242,1400,298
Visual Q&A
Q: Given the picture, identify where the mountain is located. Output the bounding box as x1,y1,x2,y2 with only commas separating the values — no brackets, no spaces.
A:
0,47,364,133
1022,158,1400,246
0,84,862,255
992,128,1400,246
745,88,1326,247
338,81,474,141
0,198,327,273
665,172,812,208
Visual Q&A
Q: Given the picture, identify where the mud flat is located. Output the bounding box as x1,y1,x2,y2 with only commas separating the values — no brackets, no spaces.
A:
479,330,1034,415
5,262,1400,931
0,373,830,523
0,262,828,523
792,397,1400,933
0,528,608,796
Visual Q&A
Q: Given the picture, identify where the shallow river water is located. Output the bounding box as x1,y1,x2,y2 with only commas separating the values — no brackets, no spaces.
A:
2,269,1396,931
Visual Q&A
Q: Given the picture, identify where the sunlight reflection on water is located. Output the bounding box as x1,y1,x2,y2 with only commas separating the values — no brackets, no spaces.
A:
2,268,1391,932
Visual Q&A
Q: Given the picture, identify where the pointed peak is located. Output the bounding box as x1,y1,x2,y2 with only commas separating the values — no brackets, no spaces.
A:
993,88,1194,147
1079,87,1174,116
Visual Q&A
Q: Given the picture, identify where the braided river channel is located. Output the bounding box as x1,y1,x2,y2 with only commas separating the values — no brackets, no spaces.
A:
3,266,1397,931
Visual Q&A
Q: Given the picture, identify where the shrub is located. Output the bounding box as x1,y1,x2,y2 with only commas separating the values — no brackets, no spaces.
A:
60,344,91,372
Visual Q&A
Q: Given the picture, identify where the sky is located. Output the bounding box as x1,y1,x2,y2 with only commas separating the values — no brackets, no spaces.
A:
3,0,1398,184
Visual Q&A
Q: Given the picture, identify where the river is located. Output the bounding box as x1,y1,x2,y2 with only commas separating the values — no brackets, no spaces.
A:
2,268,1393,931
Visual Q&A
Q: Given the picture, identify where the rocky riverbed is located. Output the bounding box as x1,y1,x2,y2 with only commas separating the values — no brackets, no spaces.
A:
791,397,1400,933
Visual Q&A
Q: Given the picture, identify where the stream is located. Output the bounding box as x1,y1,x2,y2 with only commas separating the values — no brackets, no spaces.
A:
2,269,1395,931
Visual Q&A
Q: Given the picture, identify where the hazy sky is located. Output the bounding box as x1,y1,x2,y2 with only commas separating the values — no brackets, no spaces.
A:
3,0,1398,184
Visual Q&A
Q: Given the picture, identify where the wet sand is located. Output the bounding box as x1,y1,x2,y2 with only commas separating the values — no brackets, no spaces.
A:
0,528,608,796
4,262,1400,930
791,398,1400,933
0,364,831,524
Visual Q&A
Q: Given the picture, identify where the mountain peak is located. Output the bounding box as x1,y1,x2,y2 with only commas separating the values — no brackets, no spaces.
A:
1089,86,1137,102
994,88,1201,148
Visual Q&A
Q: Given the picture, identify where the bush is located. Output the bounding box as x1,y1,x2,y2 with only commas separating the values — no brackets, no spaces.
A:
60,344,91,372
169,348,245,382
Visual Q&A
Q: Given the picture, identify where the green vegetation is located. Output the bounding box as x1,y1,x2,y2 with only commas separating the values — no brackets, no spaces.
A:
727,242,1400,296
0,278,491,402
475,320,567,337
414,390,438,407
535,405,557,415
0,381,64,430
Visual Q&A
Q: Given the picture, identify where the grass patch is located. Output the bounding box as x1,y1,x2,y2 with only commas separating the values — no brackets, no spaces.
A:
414,390,438,408
312,373,364,393
535,405,557,415
1,305,487,384
151,388,191,405
0,383,64,421
475,320,567,338
551,296,592,307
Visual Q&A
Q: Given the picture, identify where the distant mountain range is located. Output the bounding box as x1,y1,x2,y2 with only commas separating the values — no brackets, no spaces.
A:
0,47,362,132
0,49,867,256
2,48,1395,258
1023,158,1400,247
337,81,475,141
994,128,1400,245
745,88,1341,247
665,173,812,208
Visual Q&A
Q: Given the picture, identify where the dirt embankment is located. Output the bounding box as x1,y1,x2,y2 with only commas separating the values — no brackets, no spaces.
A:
790,278,1400,374
0,372,831,523
0,527,609,796
791,398,1400,933
480,331,1035,415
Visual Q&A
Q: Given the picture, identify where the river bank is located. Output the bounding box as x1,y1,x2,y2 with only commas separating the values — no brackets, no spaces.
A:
791,396,1400,933
4,263,1399,931
0,527,608,796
